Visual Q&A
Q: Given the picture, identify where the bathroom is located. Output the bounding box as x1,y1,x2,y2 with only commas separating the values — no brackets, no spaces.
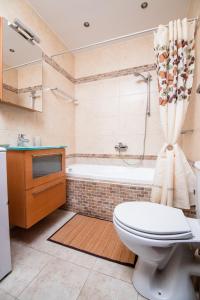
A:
0,0,200,299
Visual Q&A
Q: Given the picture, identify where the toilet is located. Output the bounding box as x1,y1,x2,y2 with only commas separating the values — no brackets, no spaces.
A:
113,162,200,300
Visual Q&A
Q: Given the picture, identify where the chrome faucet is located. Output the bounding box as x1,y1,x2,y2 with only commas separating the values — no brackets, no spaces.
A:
115,142,128,154
17,134,30,147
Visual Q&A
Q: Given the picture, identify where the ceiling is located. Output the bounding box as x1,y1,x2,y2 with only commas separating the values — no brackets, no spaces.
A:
28,0,191,50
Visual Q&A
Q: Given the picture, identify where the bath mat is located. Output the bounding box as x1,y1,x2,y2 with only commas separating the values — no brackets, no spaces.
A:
48,214,137,267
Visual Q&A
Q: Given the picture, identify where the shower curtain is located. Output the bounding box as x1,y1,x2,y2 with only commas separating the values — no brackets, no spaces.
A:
151,18,196,209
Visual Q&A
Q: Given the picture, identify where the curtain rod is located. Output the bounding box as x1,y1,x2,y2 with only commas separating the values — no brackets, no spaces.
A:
51,17,199,57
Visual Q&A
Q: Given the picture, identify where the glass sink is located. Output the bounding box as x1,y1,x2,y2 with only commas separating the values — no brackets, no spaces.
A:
6,146,67,151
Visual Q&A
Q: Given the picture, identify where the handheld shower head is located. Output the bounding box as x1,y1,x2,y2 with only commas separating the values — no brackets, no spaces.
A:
133,72,152,82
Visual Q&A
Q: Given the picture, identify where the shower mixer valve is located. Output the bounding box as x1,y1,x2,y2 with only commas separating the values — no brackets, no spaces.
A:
115,142,128,154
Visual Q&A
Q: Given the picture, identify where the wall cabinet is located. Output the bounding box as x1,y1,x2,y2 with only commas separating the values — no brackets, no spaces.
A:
7,148,66,228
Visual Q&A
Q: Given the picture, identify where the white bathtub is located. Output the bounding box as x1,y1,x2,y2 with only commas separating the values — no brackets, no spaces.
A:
66,164,155,185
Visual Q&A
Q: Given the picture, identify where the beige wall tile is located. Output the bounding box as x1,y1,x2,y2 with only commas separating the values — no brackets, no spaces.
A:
0,0,75,152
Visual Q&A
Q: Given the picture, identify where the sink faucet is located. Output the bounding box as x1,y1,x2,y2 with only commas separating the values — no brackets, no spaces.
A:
115,142,128,154
17,134,30,147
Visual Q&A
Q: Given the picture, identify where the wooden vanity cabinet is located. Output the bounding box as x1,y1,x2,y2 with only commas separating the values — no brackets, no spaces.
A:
7,148,66,228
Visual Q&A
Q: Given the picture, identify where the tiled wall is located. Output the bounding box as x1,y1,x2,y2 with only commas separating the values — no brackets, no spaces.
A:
0,0,199,161
0,0,75,153
66,177,152,221
66,177,196,220
74,35,165,156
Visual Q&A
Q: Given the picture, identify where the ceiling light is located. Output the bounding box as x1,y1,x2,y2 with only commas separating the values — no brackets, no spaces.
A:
83,21,90,28
141,2,148,9
8,18,40,45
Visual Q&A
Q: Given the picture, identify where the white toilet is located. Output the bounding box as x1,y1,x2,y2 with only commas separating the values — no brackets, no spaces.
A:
113,162,200,300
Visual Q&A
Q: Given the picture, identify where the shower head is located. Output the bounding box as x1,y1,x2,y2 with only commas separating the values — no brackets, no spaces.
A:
133,72,152,82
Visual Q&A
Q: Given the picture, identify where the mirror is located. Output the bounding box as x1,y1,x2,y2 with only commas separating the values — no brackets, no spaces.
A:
2,19,43,112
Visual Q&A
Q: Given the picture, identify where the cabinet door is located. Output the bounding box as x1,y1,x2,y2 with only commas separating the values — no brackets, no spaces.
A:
26,177,66,228
25,149,65,189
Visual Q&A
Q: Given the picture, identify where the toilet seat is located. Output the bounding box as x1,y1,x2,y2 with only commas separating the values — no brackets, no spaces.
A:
113,202,193,240
114,215,192,240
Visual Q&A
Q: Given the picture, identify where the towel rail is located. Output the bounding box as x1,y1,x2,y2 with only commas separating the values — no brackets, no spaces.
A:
44,87,78,104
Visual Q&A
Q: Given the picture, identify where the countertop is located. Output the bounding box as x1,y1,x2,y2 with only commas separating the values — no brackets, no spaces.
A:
6,146,67,151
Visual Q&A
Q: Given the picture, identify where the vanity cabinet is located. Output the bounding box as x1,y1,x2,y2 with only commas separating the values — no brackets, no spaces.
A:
7,148,66,228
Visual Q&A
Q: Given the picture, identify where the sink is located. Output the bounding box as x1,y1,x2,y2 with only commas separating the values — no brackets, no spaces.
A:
7,145,67,151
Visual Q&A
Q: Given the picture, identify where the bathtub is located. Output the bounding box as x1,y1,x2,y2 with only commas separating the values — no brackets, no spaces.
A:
66,164,155,185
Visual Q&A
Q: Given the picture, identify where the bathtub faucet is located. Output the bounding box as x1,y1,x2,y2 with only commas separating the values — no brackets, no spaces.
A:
115,142,128,154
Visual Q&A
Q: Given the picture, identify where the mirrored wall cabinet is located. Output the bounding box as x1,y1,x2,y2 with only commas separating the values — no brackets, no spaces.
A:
0,17,43,112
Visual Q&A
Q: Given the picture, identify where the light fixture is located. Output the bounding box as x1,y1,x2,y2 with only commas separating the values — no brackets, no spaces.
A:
83,21,90,28
8,18,40,45
141,2,148,9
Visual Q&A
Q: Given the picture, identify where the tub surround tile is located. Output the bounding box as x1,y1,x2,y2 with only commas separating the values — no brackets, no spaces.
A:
39,54,156,85
65,177,196,219
66,178,151,221
66,153,157,160
75,64,156,84
43,54,75,83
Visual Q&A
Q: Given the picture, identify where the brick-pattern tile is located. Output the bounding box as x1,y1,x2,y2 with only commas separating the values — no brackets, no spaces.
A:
65,178,196,220
66,178,151,221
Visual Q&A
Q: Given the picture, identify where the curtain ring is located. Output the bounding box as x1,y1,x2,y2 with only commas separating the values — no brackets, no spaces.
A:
167,144,173,151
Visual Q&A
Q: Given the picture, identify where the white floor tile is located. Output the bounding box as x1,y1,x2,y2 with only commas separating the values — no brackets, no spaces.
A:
4,209,149,300
93,258,133,283
11,242,52,271
0,263,42,297
11,210,75,247
53,246,97,269
0,289,15,300
18,258,90,300
78,271,138,300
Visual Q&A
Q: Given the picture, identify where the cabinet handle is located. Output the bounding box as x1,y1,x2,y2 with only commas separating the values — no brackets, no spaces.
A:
32,181,63,195
32,153,63,157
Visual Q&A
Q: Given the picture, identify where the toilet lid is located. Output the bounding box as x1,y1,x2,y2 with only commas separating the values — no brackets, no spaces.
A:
114,202,191,236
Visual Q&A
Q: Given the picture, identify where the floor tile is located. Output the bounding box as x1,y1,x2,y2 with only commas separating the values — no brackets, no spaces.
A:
0,263,42,298
29,238,97,269
11,242,52,271
93,258,133,283
0,289,15,300
18,258,90,300
11,210,75,247
78,271,138,300
53,246,97,269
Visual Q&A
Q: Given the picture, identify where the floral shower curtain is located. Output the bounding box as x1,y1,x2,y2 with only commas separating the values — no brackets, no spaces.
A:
151,18,196,209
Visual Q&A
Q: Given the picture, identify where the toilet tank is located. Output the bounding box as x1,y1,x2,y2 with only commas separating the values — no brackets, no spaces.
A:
194,161,200,219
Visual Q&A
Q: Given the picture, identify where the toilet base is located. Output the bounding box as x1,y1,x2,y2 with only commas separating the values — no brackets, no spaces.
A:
132,245,199,300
